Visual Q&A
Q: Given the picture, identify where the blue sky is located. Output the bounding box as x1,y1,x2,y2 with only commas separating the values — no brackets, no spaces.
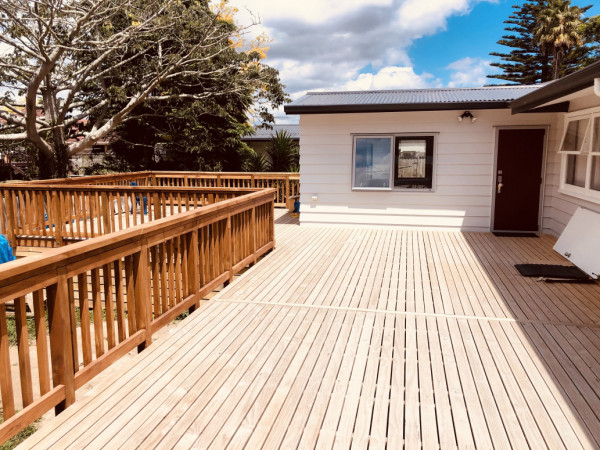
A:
410,0,600,84
227,0,599,121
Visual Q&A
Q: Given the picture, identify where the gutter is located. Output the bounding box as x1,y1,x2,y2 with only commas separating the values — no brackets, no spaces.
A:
284,101,512,115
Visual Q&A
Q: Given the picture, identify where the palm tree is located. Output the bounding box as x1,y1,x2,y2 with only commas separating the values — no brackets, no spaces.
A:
243,150,269,172
534,0,584,79
267,130,299,172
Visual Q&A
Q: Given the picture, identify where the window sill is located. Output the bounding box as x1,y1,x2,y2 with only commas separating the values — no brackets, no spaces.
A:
558,186,600,205
351,187,436,193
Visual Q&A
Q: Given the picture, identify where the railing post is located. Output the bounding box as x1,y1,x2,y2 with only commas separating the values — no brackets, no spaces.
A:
47,272,76,414
285,176,290,205
153,193,161,220
250,207,257,266
134,244,152,351
100,192,111,235
226,216,234,284
251,174,256,188
4,191,17,253
0,302,15,419
270,198,275,246
187,230,200,310
50,191,64,246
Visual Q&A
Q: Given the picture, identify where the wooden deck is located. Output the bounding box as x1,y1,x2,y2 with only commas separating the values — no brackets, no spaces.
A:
22,210,600,449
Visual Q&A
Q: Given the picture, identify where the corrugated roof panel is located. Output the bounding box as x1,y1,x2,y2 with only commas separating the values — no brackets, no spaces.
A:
287,85,542,114
244,124,300,140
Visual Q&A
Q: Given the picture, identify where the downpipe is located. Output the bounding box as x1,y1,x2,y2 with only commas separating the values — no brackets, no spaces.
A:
595,78,600,97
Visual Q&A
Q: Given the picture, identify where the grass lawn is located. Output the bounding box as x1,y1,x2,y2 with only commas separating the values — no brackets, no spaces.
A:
0,408,38,450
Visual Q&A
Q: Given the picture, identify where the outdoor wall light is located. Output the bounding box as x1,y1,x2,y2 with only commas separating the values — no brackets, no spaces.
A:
458,111,477,123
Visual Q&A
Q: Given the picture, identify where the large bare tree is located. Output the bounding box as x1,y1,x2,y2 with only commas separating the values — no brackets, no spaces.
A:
0,0,275,177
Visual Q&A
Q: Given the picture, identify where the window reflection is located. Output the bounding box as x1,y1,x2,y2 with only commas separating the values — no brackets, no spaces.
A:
354,138,391,188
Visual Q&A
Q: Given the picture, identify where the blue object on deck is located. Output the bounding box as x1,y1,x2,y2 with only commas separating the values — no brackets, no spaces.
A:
293,200,300,213
0,235,15,264
130,182,148,214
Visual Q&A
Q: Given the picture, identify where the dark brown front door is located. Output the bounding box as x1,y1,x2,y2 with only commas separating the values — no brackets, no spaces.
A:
493,129,545,232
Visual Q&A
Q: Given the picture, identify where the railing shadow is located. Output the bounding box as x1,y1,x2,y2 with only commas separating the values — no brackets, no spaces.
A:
459,231,600,448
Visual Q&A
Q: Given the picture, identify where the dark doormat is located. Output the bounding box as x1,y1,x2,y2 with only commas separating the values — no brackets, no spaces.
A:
514,264,593,281
493,232,539,238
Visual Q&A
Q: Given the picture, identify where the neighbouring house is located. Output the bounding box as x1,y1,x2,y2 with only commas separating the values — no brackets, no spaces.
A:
242,124,300,155
67,118,116,174
70,140,112,174
284,61,600,236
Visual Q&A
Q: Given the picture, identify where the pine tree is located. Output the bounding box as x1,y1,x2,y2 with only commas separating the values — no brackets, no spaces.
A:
488,1,594,84
489,1,550,84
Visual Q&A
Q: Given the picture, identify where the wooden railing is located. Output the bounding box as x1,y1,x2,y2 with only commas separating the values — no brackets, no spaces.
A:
28,171,152,187
0,185,255,251
0,188,275,444
29,171,300,207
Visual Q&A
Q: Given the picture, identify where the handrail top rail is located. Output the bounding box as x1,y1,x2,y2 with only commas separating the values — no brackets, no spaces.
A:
0,188,276,303
0,184,263,194
26,171,153,185
27,170,300,185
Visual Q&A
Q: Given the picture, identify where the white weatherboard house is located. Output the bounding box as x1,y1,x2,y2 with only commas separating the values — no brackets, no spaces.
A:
285,61,600,236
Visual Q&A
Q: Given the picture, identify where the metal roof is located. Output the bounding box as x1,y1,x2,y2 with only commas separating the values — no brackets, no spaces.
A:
285,85,541,114
511,60,600,114
243,124,300,140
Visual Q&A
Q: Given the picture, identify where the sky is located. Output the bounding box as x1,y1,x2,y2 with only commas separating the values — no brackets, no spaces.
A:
226,0,600,123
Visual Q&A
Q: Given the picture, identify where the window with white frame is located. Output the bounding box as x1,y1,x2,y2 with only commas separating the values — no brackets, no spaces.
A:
559,113,600,202
352,135,435,190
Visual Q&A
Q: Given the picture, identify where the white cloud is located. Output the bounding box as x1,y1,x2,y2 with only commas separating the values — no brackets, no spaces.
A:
446,57,493,87
396,0,475,36
227,0,394,25
223,0,497,121
343,66,441,90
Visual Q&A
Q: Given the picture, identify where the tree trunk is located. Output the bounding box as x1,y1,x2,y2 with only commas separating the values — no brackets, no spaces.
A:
552,48,561,80
54,143,69,178
38,149,56,179
541,53,551,82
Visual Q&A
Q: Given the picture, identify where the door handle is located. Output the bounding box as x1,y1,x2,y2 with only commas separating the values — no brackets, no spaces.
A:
497,183,503,194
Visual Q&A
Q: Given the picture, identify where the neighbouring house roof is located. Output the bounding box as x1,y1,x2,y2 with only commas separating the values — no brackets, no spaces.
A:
243,124,300,140
510,60,600,114
284,85,541,115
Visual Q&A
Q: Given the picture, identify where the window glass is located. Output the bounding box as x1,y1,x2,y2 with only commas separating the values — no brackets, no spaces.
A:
396,140,426,179
395,137,433,189
565,154,588,187
353,137,391,188
561,118,589,153
593,117,600,153
591,156,600,191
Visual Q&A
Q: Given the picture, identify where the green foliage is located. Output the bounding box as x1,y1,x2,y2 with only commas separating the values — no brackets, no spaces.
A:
489,1,597,83
243,151,269,172
95,1,288,173
266,130,299,172
0,408,38,450
535,0,588,79
5,314,37,346
0,0,288,177
489,1,551,84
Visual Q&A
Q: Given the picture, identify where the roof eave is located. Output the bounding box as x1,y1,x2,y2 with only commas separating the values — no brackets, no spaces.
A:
285,101,512,115
511,61,600,114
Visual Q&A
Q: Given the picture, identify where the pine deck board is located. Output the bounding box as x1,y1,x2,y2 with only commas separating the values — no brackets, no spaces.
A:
24,213,600,450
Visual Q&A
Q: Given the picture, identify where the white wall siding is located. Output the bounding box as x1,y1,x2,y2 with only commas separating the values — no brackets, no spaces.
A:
299,109,557,231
